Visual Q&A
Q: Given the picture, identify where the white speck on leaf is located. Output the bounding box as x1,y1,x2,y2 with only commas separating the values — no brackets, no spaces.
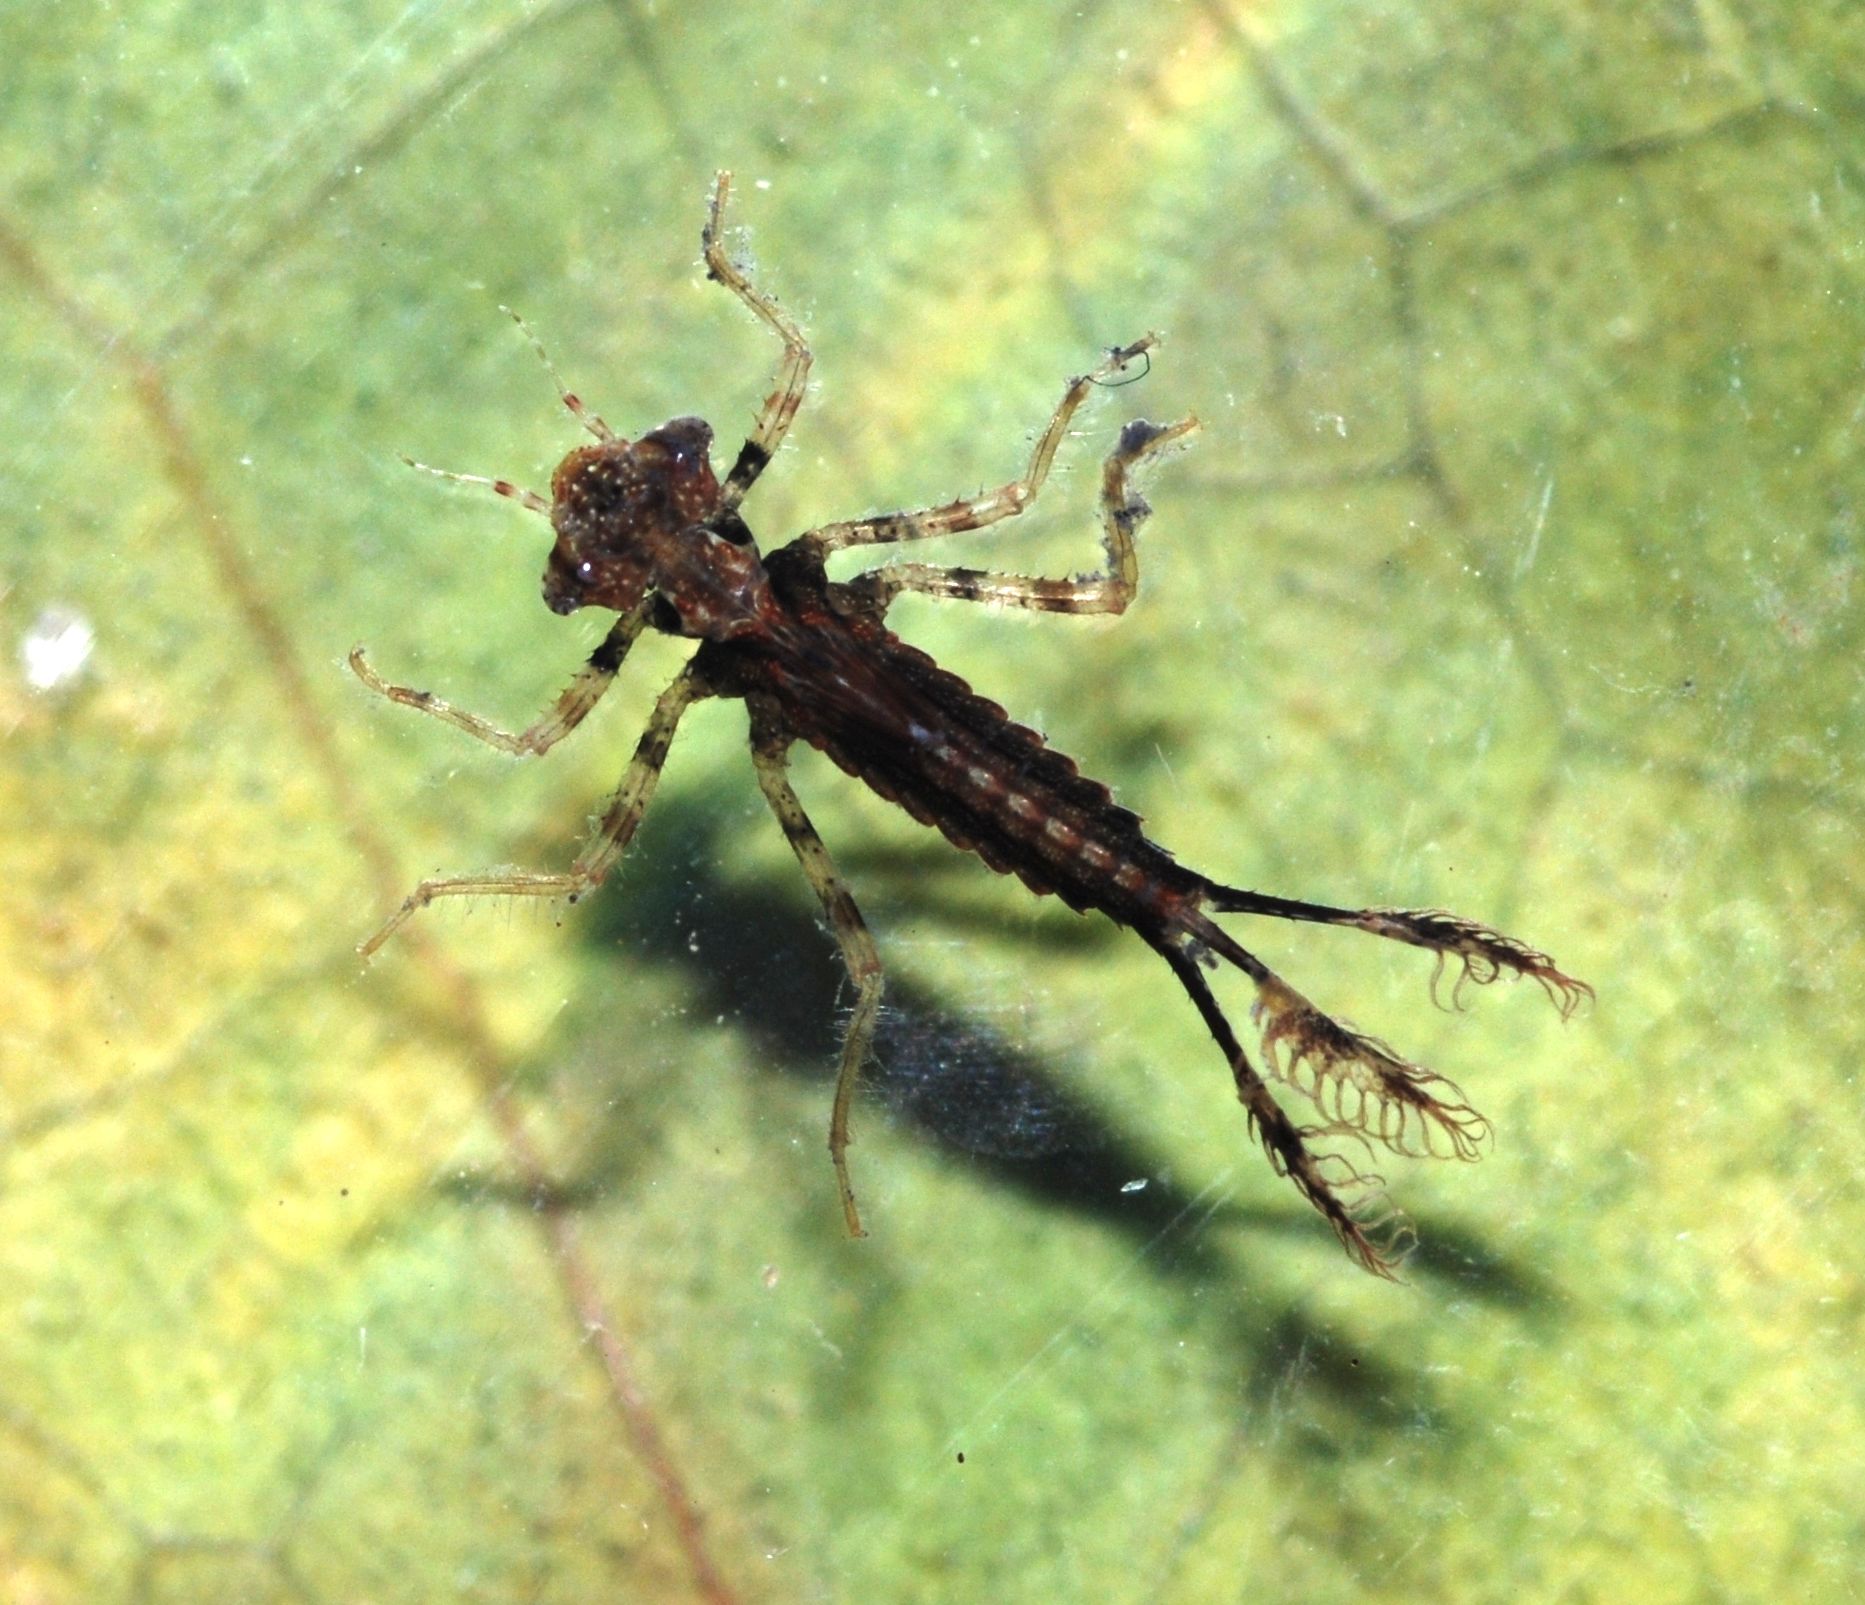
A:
22,606,95,692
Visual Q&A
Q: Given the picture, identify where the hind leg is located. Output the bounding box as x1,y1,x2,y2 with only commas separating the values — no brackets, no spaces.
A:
747,703,886,1238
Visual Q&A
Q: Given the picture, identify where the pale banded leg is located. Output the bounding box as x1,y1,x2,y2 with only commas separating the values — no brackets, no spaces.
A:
348,599,652,758
812,335,1163,559
702,170,813,509
747,704,884,1239
358,663,707,958
846,413,1200,618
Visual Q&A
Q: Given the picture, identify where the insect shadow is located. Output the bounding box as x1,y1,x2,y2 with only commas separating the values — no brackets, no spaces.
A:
435,786,1555,1424
371,171,1586,1282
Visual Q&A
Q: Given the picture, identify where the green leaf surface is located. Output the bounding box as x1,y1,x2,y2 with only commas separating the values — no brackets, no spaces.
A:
3,2,1860,1600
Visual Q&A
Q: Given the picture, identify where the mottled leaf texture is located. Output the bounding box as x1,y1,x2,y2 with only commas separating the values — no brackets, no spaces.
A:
2,3,1859,1602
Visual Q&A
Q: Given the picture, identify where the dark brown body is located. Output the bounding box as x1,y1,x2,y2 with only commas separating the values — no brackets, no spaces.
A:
696,539,1207,936
356,173,1586,1275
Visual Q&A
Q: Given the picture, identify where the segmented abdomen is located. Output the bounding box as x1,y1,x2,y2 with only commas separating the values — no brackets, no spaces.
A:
740,590,1207,931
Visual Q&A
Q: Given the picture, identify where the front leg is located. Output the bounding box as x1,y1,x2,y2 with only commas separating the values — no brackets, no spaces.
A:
349,600,652,757
359,662,707,957
702,171,813,510
747,701,885,1238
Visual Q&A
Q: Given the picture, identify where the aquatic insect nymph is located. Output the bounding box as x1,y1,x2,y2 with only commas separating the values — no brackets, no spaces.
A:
351,171,1588,1276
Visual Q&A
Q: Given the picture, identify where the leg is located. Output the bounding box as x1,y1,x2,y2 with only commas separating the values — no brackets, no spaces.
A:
845,414,1199,618
359,662,706,958
348,600,652,757
702,170,813,510
812,336,1164,557
747,704,884,1239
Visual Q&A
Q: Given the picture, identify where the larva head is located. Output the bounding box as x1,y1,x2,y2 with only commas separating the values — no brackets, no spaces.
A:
541,417,723,615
